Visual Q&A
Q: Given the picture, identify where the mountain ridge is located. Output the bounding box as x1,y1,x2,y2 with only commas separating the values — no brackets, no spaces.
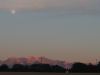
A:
0,56,72,69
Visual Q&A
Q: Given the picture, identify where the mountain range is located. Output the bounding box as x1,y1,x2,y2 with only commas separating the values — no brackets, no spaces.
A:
0,56,72,69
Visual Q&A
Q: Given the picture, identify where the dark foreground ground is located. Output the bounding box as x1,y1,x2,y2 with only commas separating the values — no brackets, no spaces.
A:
0,72,100,75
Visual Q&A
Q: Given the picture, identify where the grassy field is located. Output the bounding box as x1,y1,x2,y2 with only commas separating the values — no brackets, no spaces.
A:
0,73,99,75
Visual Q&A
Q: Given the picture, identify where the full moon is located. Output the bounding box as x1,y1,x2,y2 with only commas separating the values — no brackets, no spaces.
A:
11,10,16,15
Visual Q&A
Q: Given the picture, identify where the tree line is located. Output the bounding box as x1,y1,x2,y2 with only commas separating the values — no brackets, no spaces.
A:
0,62,100,73
0,63,66,72
69,62,100,73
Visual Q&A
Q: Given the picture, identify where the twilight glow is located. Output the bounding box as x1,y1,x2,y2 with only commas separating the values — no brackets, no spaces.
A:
0,0,100,63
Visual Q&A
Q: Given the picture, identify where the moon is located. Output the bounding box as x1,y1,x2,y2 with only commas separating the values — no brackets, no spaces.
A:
11,10,16,15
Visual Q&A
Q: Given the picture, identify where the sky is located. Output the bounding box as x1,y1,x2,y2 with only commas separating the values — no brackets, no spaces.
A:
0,0,100,63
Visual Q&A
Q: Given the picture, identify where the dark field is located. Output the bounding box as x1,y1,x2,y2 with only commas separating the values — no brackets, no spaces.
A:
0,73,100,75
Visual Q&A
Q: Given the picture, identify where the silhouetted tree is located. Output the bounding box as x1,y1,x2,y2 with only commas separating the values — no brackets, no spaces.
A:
97,62,100,72
11,64,25,72
87,63,97,72
0,64,9,72
70,62,88,73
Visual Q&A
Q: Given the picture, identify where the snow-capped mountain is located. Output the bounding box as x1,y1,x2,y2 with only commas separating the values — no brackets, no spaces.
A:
0,56,72,69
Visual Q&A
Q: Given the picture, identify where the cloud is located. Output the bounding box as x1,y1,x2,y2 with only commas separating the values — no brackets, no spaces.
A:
0,0,99,12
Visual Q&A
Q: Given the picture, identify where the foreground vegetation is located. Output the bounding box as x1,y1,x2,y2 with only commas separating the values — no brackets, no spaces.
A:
0,62,100,73
69,62,100,73
0,64,66,72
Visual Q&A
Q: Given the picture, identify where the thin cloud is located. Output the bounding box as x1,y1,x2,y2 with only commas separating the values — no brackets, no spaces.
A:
0,0,99,12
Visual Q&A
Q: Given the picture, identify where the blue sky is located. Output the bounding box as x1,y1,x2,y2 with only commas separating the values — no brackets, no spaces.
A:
0,0,100,63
